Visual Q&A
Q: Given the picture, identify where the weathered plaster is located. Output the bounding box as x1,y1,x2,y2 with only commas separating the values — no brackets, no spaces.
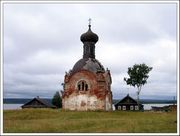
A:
62,69,112,111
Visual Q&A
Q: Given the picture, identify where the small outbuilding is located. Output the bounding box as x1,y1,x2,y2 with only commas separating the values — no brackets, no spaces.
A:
151,106,169,112
168,104,177,111
114,94,144,111
151,104,177,112
21,96,56,109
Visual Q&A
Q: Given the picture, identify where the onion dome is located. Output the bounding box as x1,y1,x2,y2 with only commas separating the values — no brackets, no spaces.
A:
71,20,104,73
80,25,99,43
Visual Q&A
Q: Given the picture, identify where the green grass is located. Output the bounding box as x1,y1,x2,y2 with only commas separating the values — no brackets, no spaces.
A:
3,109,177,133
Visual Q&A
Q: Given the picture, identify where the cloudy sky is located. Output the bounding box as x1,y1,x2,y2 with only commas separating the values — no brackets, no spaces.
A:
3,2,177,100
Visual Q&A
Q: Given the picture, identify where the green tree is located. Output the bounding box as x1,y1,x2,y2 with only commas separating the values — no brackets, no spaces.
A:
124,63,153,107
52,91,62,108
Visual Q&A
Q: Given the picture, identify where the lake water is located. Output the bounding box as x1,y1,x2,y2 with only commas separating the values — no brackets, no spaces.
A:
3,103,171,110
143,104,170,110
3,104,23,110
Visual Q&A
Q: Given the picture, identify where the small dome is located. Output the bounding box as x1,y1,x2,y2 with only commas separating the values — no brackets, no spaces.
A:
72,58,105,73
80,25,99,43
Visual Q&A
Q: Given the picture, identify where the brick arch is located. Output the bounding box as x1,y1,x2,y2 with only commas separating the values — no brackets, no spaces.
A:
68,70,98,93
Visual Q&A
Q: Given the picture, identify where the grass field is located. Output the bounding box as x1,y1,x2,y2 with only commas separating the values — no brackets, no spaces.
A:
3,109,177,133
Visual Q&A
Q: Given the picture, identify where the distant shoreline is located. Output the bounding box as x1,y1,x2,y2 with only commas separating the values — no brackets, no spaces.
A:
3,98,177,104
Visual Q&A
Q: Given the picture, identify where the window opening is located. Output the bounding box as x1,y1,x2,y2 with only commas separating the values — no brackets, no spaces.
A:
77,81,89,91
82,82,84,90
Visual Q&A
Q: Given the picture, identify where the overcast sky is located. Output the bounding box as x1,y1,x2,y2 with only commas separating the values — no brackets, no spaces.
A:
3,2,177,100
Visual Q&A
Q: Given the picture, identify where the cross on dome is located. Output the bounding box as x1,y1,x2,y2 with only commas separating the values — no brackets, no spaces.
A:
88,18,92,26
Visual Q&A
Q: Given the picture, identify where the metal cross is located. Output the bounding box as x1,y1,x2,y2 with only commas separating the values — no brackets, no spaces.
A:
88,18,92,26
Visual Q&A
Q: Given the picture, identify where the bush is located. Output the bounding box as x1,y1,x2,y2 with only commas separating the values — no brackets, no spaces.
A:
52,91,62,108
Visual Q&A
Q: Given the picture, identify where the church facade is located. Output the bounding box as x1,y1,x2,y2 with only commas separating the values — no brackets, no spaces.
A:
62,23,112,111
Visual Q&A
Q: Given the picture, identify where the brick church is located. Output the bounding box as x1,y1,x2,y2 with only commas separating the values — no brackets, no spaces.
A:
62,21,112,111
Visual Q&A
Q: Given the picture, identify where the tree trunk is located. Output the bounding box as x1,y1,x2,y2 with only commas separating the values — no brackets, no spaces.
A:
137,91,139,109
137,86,141,110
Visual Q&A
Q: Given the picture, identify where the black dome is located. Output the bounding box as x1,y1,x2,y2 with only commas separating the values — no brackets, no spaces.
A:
80,25,99,43
72,58,105,73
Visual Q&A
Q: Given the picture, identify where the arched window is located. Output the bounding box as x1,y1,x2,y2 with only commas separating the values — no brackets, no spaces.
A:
77,80,88,91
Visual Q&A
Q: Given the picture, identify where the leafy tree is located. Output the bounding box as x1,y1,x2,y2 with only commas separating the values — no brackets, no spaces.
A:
124,63,152,107
52,91,62,108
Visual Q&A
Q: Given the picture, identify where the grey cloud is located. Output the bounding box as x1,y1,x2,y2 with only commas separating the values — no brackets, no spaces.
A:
3,3,177,99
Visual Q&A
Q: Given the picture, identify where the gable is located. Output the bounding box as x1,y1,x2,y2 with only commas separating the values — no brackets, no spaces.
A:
22,98,55,108
27,99,45,106
115,95,138,106
120,97,137,104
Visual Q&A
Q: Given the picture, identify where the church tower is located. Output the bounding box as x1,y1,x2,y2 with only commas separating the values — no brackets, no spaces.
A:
62,21,112,111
